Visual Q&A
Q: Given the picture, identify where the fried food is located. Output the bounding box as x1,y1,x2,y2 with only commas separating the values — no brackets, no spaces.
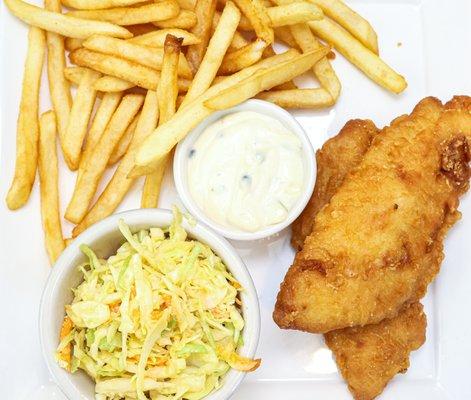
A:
325,302,426,400
291,119,379,250
290,117,427,400
274,97,471,333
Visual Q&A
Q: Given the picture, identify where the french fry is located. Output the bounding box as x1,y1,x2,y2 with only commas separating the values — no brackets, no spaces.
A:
152,10,197,29
64,37,84,52
204,47,330,110
232,0,273,43
256,88,334,108
308,18,407,94
218,38,267,75
131,49,300,176
108,111,139,165
126,23,156,37
38,111,65,263
261,44,297,90
181,1,240,107
45,0,72,159
212,11,249,50
142,35,182,208
289,22,340,100
186,0,217,73
128,29,201,47
65,93,144,223
273,26,299,48
67,1,180,26
94,75,135,92
6,27,45,210
82,35,193,79
66,63,191,93
63,69,101,170
4,0,132,39
309,0,378,53
62,0,148,10
70,48,160,90
267,2,323,27
78,92,123,178
176,0,196,9
72,90,159,236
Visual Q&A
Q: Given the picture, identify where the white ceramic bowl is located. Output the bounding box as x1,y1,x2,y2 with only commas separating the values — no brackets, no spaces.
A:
174,99,316,241
39,209,260,400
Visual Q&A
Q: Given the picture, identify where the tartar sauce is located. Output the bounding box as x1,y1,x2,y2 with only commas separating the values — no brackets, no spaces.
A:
187,111,305,232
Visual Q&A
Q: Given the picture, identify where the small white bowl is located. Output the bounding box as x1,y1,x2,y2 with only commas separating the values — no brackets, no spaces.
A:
174,99,316,241
39,209,260,400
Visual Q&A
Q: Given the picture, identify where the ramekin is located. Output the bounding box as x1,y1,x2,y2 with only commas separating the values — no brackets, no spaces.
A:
39,209,260,400
174,99,316,241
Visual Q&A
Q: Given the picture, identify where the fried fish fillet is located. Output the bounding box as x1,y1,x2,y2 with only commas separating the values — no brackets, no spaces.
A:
274,96,471,333
291,120,432,400
291,119,379,251
291,117,427,400
325,302,426,400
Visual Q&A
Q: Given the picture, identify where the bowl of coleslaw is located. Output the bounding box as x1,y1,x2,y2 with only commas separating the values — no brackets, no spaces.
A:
39,208,260,400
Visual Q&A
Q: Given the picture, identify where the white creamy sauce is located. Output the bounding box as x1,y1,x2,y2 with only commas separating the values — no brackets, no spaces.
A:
187,111,305,232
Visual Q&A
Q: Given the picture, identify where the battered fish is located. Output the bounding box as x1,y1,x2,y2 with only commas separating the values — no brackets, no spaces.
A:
325,303,426,400
291,117,427,400
274,96,471,333
291,119,379,251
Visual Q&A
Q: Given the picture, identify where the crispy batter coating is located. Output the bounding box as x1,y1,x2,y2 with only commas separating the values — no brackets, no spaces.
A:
291,119,379,250
325,303,426,400
274,97,471,333
290,116,428,400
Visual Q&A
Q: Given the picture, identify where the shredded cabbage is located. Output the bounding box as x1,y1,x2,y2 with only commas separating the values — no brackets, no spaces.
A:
55,208,260,400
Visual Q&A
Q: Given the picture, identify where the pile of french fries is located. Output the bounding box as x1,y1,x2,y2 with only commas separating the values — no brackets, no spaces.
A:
4,0,407,263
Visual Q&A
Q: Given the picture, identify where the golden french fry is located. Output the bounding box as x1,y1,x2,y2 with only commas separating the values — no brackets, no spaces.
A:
212,11,249,50
128,29,201,47
38,111,65,263
65,93,144,223
64,37,84,52
94,75,135,92
63,69,101,170
176,0,196,9
79,92,123,178
204,47,329,110
308,18,407,93
142,35,182,208
273,26,299,48
4,0,132,39
83,35,193,79
232,0,273,43
186,0,217,73
267,2,323,27
45,0,72,159
6,27,45,210
309,0,378,53
181,1,240,107
289,22,340,100
152,10,197,29
260,44,297,90
108,111,139,165
62,0,148,10
67,1,180,26
126,23,156,37
131,49,299,176
64,66,89,85
257,88,334,108
219,38,267,75
70,48,160,90
66,63,190,93
72,90,159,237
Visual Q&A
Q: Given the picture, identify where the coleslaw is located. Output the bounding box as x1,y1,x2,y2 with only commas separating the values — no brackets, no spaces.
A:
55,209,260,400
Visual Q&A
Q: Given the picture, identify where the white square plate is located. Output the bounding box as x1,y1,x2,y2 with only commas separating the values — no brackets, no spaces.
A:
1,0,470,399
